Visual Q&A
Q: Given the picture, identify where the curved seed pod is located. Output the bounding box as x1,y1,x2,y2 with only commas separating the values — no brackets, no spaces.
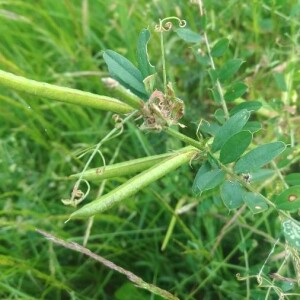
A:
68,146,198,219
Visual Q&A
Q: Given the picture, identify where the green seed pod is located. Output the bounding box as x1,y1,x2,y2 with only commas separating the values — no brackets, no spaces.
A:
70,152,177,182
68,146,198,219
0,70,134,114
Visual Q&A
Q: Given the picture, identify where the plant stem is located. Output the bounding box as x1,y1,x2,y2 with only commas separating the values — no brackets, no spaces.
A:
102,77,144,109
165,127,295,224
161,198,186,251
159,20,167,94
239,228,250,300
164,127,203,149
197,0,229,119
271,161,289,189
0,70,134,114
211,151,297,224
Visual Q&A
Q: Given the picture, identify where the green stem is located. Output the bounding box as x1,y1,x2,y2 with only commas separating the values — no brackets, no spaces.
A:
102,77,144,110
239,228,250,300
197,2,229,119
271,161,289,189
0,70,134,114
161,198,186,251
210,150,296,224
160,20,167,93
165,127,294,223
164,127,203,149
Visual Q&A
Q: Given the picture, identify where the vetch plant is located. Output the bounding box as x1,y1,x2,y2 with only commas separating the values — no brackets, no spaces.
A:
0,1,299,298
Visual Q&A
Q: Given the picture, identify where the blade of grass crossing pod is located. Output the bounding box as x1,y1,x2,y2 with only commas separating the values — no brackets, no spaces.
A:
136,29,155,79
220,180,245,210
234,141,286,174
211,109,250,152
192,161,225,195
103,50,148,99
69,147,197,219
274,186,300,211
220,130,252,164
243,192,268,214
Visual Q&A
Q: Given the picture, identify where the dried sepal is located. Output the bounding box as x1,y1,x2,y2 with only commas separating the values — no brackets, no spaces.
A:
140,83,184,131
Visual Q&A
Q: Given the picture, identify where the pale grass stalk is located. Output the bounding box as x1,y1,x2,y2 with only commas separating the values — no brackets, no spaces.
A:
36,229,180,300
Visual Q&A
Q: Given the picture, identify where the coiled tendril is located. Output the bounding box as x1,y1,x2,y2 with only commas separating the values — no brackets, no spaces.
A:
155,17,186,32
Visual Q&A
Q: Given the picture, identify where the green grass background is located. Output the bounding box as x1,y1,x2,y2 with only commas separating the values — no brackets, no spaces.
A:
0,0,299,299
